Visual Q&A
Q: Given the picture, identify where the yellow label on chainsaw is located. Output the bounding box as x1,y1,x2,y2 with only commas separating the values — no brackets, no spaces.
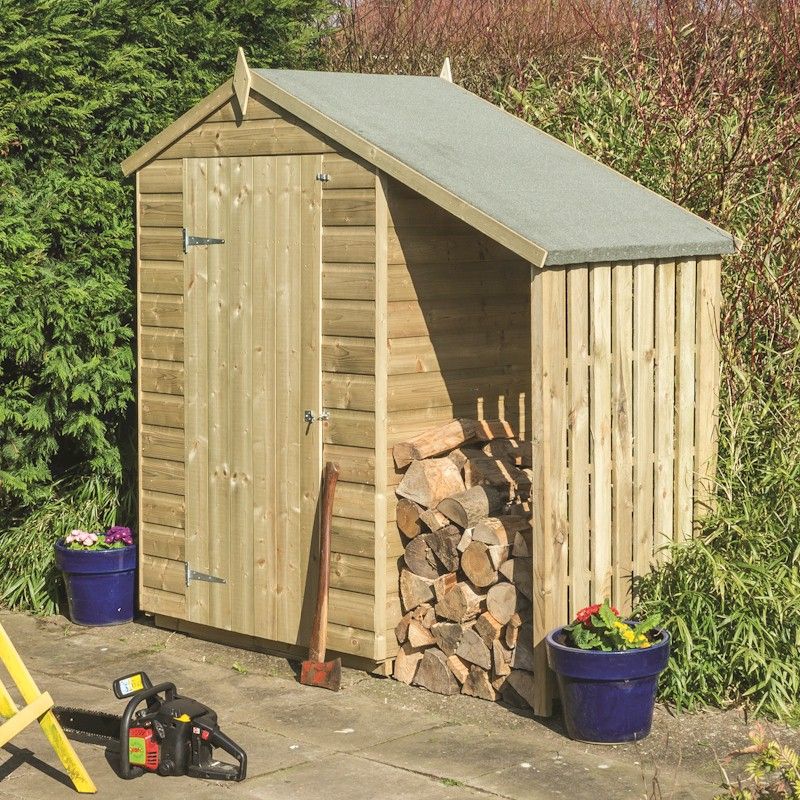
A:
118,673,144,696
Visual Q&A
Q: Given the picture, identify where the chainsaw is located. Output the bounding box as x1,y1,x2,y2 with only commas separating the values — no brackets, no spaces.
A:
54,671,246,781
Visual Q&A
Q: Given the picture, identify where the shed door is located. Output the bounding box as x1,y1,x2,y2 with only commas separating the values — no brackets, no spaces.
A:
183,155,322,645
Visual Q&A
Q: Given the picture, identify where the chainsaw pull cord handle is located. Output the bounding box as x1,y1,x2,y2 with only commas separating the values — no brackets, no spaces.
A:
308,461,340,664
119,682,177,779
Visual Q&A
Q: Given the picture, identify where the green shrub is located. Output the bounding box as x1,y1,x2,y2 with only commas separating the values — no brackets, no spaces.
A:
0,0,332,611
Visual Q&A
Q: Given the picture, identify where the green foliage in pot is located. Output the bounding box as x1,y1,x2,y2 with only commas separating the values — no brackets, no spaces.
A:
564,601,661,652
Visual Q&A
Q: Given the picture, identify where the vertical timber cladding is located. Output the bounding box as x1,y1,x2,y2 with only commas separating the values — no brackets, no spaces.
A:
183,154,322,645
383,177,533,656
531,255,722,711
137,158,188,619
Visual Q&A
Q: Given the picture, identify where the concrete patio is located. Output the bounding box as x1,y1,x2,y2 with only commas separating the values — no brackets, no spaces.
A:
0,610,784,799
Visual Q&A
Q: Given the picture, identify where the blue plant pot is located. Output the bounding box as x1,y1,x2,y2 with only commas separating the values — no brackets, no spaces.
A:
54,540,137,626
546,626,670,743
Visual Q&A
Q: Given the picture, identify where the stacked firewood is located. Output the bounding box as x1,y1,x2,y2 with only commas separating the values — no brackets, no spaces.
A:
392,419,537,708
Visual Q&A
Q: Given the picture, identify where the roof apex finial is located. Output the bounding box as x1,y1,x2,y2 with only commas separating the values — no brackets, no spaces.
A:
439,57,452,82
234,47,252,117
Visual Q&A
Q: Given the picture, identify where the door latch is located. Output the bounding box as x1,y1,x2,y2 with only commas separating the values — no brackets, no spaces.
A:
304,410,330,424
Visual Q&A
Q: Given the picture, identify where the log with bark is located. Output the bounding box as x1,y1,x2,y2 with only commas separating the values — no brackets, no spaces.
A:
460,541,500,588
394,641,425,684
418,508,450,532
438,485,503,528
393,419,481,468
400,569,434,611
472,516,530,547
403,534,439,580
427,525,462,572
396,457,465,508
499,557,532,600
396,498,425,539
412,648,460,695
435,582,486,623
486,582,518,625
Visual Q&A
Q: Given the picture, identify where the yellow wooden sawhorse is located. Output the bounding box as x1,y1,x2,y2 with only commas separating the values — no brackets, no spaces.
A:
0,621,95,793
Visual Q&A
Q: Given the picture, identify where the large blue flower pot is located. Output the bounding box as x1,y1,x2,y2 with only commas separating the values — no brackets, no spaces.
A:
546,626,670,743
54,541,137,626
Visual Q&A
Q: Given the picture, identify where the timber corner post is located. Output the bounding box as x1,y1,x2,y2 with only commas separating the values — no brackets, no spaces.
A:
530,264,568,717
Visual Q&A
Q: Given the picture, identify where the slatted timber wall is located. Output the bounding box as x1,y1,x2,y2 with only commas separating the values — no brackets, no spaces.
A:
530,256,722,714
381,177,533,656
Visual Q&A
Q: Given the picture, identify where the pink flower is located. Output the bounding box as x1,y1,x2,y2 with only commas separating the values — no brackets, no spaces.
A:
65,530,98,547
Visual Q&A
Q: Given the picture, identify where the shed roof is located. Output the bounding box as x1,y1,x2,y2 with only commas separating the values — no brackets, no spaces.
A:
252,70,734,267
122,63,736,267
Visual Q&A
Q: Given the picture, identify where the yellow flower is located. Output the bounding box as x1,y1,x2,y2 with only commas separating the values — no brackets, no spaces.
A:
639,641,651,649
622,628,636,642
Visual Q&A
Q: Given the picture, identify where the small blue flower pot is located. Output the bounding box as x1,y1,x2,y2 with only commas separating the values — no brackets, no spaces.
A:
546,626,670,743
54,540,137,626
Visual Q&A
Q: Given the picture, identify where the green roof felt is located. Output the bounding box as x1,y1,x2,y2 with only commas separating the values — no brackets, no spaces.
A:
256,70,735,266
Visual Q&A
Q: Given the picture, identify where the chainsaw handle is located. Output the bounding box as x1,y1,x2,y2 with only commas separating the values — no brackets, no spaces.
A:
118,682,177,779
199,726,247,782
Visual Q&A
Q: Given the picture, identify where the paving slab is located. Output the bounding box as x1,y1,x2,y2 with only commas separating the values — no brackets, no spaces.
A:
357,722,540,783
241,752,491,800
233,690,445,753
468,744,714,800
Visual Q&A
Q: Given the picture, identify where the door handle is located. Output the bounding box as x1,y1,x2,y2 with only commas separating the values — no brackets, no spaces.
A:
304,410,330,424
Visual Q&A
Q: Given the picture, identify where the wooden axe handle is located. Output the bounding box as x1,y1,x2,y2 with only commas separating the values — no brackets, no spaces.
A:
308,461,340,663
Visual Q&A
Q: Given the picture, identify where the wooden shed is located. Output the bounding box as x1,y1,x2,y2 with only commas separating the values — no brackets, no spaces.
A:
123,52,735,715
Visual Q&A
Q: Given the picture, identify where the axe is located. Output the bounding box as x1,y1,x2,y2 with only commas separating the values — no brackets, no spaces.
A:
300,461,342,691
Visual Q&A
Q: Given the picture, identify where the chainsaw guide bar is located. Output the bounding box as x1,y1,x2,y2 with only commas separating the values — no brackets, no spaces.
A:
53,707,121,747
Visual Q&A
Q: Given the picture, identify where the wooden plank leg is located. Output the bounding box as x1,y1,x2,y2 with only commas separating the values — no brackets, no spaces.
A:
0,692,53,747
0,623,96,793
0,678,18,718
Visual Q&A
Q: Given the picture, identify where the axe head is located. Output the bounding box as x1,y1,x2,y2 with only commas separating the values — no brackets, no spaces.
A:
300,657,342,691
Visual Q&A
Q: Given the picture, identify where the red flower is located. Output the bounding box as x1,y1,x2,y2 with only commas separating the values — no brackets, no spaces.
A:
574,603,621,626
